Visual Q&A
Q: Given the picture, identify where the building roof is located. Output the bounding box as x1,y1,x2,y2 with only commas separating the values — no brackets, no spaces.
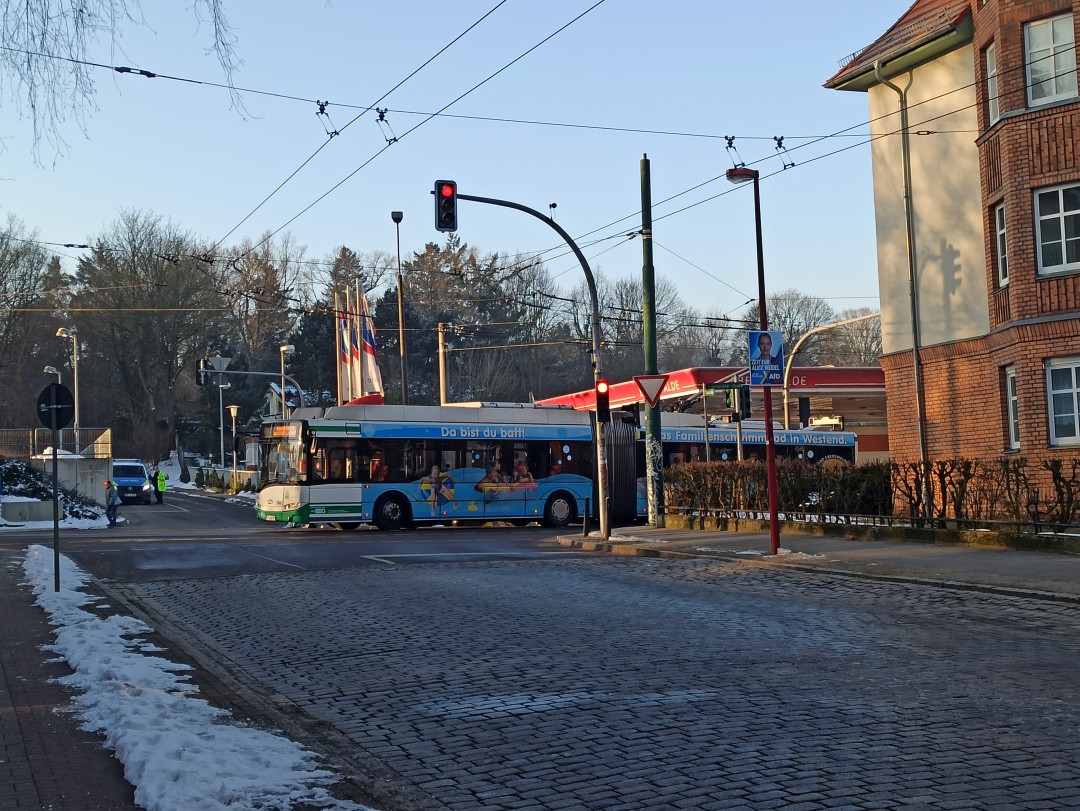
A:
825,0,973,91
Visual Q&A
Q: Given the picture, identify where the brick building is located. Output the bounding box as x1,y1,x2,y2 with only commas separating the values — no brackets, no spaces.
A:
827,1,1080,489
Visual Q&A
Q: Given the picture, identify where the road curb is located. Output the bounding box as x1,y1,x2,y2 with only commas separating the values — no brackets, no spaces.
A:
556,536,1080,604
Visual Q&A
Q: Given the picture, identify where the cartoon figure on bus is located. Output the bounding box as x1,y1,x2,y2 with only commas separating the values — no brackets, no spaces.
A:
475,467,504,493
511,462,537,491
420,465,457,514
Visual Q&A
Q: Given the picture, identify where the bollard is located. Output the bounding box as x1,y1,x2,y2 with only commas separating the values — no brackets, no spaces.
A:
582,497,591,537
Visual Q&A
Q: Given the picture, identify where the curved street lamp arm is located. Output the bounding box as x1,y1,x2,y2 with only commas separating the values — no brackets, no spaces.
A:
781,312,881,429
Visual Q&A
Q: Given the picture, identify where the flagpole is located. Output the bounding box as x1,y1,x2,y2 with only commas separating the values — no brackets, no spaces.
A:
360,278,369,399
334,292,343,405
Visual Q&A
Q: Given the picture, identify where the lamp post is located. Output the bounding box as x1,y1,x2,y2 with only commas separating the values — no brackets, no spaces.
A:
279,344,295,418
391,210,408,405
55,327,79,438
43,366,61,384
726,166,781,556
218,383,231,471
227,404,240,490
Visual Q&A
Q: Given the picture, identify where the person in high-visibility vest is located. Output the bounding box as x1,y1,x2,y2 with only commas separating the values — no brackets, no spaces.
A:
153,467,167,504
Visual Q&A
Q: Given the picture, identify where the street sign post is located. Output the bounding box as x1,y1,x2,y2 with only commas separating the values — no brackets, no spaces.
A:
634,374,669,409
36,383,73,592
36,383,75,431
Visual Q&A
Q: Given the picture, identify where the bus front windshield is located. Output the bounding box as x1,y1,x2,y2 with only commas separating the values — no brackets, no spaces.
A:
259,423,307,484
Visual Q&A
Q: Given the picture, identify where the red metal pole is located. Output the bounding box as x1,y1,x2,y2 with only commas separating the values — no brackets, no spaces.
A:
749,171,781,556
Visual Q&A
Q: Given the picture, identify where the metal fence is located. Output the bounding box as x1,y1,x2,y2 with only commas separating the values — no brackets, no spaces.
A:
0,428,112,461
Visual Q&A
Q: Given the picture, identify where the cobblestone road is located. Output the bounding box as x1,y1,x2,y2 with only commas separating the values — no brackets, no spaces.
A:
113,556,1080,810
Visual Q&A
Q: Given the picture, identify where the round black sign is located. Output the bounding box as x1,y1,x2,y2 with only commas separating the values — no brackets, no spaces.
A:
37,383,75,430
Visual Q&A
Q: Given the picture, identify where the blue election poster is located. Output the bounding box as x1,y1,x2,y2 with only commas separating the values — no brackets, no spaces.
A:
748,330,784,386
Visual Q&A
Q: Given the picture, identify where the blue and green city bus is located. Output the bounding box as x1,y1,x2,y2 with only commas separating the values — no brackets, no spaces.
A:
255,403,610,530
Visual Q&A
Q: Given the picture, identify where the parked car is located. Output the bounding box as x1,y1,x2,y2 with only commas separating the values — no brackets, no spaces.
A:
112,459,152,504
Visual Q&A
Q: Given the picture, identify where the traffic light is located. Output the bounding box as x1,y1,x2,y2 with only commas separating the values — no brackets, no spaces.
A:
595,379,611,423
738,383,752,420
723,388,736,411
434,180,458,232
196,358,209,386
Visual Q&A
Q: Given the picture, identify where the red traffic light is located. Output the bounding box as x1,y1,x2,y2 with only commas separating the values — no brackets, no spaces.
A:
595,379,611,423
434,179,458,232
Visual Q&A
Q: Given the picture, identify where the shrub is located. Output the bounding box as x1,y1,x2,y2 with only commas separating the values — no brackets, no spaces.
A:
0,457,102,520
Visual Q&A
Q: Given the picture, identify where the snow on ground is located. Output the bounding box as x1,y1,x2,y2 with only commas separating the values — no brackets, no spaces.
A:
0,456,254,531
22,545,372,811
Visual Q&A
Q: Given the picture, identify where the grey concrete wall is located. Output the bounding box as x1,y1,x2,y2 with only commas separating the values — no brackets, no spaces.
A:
30,458,111,505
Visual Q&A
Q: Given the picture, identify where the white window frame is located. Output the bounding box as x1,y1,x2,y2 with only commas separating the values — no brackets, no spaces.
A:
1046,357,1080,446
1035,183,1080,275
1025,14,1078,107
995,202,1008,285
986,42,1000,124
1005,366,1019,449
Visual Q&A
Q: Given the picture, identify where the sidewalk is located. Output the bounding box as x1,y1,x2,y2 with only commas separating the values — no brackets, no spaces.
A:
0,549,140,811
561,524,1080,602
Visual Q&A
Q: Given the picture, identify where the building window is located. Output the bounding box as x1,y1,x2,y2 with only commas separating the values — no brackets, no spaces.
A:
995,202,1008,284
1036,183,1080,275
986,42,1000,124
1047,358,1080,446
1025,14,1077,106
1005,366,1019,449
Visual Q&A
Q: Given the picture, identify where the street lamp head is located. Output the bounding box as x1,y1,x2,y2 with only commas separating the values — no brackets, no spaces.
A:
391,210,403,224
56,326,76,339
43,365,58,375
726,166,759,184
279,344,295,354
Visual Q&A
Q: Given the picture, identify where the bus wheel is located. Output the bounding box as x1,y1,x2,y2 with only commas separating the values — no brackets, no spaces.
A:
374,495,409,531
543,492,575,528
334,522,360,531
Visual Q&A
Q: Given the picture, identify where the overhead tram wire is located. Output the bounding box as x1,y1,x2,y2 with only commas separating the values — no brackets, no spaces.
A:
517,52,1006,264
248,0,610,253
212,0,514,252
15,29,1014,280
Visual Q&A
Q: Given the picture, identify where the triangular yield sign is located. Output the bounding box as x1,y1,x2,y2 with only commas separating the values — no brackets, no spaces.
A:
634,374,669,408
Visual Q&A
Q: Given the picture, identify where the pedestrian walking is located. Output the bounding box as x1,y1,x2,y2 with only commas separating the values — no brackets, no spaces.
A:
154,466,167,504
104,479,121,526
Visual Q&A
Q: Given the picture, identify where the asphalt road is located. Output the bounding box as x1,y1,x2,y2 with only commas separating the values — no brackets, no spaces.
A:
16,493,1080,810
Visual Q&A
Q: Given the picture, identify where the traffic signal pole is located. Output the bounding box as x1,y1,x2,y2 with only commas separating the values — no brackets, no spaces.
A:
448,190,611,540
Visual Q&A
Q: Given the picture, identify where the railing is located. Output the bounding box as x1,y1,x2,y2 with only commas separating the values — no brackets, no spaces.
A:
0,428,112,460
663,506,1080,538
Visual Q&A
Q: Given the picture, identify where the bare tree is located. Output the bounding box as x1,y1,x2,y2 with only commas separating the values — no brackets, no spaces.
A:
832,307,882,366
2,0,239,161
726,288,838,367
0,215,56,426
69,210,228,458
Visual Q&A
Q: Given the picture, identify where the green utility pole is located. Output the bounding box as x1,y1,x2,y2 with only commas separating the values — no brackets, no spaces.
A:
641,154,664,527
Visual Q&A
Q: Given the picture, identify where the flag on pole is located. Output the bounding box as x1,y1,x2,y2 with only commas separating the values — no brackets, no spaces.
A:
348,286,364,398
336,292,352,404
357,280,384,396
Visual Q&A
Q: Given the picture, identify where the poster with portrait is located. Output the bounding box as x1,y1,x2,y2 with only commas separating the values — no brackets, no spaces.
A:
748,330,784,386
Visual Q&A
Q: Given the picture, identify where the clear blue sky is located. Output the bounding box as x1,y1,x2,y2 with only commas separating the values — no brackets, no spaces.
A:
5,1,906,320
